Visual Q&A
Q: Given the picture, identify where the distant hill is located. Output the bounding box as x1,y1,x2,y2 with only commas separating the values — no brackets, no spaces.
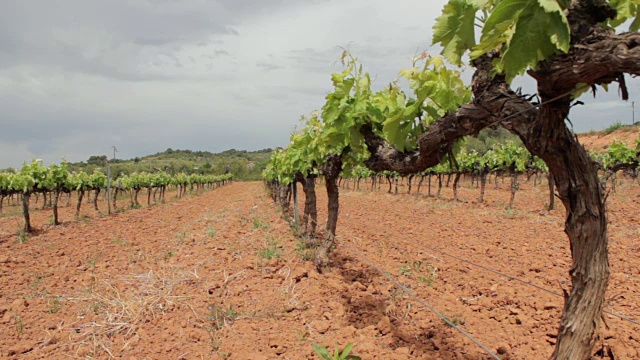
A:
70,148,274,181
66,124,640,181
578,123,640,151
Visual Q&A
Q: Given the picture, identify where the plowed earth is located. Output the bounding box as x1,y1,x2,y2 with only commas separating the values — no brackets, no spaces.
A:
0,179,638,360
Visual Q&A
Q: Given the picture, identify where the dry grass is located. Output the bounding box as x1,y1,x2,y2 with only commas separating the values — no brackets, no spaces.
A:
65,267,194,358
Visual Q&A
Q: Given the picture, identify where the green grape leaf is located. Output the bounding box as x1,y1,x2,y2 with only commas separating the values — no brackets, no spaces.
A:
609,0,639,28
471,0,570,81
382,112,411,152
631,11,640,31
432,0,480,65
470,0,526,59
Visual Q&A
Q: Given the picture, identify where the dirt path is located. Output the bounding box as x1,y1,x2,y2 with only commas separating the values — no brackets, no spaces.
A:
0,183,327,359
0,180,638,359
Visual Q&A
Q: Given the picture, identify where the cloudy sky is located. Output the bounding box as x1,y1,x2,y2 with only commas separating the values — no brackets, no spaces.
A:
0,0,637,168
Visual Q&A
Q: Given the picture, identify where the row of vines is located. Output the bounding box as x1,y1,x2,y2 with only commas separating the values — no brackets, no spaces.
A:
0,160,232,233
340,137,640,205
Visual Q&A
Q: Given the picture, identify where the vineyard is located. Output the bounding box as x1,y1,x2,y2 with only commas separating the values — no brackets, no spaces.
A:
2,0,640,359
261,0,640,359
0,177,638,359
0,160,232,233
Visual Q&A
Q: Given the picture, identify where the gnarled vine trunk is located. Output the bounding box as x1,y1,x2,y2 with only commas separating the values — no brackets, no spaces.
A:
22,192,32,233
76,190,84,217
93,189,100,211
507,170,518,209
300,174,318,237
314,154,342,271
452,172,462,201
518,90,609,360
53,189,61,225
416,175,424,195
478,171,487,204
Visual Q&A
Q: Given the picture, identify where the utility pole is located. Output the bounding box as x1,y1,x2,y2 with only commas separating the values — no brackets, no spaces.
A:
106,146,118,215
632,101,635,125
106,160,111,215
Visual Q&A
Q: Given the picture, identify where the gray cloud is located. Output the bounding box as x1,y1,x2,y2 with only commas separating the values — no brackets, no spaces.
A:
0,0,638,169
256,62,283,72
0,0,240,81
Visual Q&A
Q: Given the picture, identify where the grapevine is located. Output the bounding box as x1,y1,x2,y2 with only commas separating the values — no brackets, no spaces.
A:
0,161,232,232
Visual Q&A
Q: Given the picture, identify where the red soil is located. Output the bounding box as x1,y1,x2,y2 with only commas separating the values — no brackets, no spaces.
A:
0,179,638,359
579,128,640,151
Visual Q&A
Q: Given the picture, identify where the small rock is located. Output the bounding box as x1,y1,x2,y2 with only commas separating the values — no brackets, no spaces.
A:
11,298,27,309
312,320,331,334
2,311,12,323
377,316,392,335
496,344,511,355
351,282,366,291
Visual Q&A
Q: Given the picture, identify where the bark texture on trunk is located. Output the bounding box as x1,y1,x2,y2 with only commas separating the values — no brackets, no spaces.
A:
53,189,61,225
524,89,609,360
22,192,32,233
76,190,84,216
297,173,318,237
507,171,518,210
478,172,487,204
112,188,118,209
452,173,461,201
548,172,556,211
93,189,100,211
314,155,342,272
